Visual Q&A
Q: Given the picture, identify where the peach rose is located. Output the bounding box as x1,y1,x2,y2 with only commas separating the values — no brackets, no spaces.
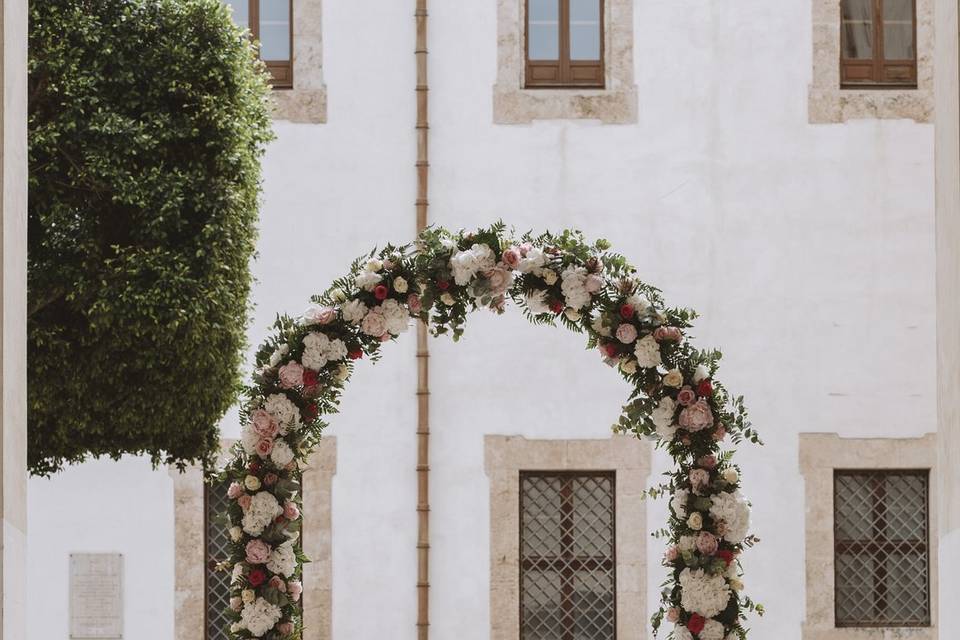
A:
666,608,680,623
696,531,719,555
502,247,521,269
269,576,287,592
304,306,336,325
255,438,274,458
584,274,604,293
689,468,711,494
287,581,303,602
251,409,279,438
407,294,422,315
284,501,300,521
679,400,714,432
616,323,638,344
237,494,252,511
653,326,682,342
245,539,272,564
276,622,295,636
278,362,304,389
227,482,243,499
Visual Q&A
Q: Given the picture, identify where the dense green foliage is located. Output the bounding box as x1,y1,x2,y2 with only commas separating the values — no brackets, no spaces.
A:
28,0,274,475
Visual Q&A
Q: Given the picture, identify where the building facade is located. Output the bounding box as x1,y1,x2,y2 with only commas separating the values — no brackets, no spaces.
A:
22,1,960,639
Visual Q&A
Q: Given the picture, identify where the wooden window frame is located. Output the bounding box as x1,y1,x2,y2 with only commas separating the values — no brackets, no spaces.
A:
840,0,918,88
524,0,605,89
239,0,294,89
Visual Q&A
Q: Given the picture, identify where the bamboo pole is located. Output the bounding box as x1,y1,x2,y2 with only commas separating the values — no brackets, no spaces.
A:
414,1,430,639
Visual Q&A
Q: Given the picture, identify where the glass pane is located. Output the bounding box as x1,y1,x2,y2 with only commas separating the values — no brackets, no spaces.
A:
841,0,874,59
883,23,915,60
259,0,291,61
883,0,914,20
884,475,925,540
223,0,248,30
528,0,560,60
569,0,601,60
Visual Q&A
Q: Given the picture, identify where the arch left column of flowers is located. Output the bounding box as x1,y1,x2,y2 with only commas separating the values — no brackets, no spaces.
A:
216,223,763,640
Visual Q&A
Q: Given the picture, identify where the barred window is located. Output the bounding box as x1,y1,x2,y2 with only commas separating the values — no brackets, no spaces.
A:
834,470,930,627
205,479,234,640
520,472,616,640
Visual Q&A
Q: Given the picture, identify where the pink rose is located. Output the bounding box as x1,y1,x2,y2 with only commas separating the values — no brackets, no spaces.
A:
485,267,512,294
407,294,422,315
305,306,336,325
616,323,638,344
679,399,714,432
715,520,729,537
584,274,604,293
245,539,272,564
689,468,711,493
237,494,252,510
255,437,274,458
653,326,683,342
251,409,279,438
278,362,305,389
263,473,279,487
230,596,243,611
502,248,521,269
676,386,697,407
664,546,679,562
519,242,533,257
277,622,295,636
666,608,680,623
227,482,243,499
287,580,303,602
269,576,287,592
712,425,727,441
284,501,300,521
696,532,719,555
697,454,717,470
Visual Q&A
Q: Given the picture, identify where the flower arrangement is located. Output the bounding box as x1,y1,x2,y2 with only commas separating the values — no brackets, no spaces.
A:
216,222,763,639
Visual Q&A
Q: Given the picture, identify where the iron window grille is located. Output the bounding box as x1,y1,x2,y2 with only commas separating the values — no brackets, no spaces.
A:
520,472,616,640
833,469,930,627
204,479,234,640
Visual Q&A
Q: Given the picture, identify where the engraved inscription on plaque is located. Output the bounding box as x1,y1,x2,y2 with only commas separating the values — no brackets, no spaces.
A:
70,553,123,639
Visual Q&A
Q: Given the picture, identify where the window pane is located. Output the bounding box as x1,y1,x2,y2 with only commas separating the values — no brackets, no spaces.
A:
259,0,291,61
841,0,874,59
882,0,915,60
223,0,249,30
528,0,560,60
569,0,601,60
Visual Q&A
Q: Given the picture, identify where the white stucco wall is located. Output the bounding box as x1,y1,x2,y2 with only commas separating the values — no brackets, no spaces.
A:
26,1,938,639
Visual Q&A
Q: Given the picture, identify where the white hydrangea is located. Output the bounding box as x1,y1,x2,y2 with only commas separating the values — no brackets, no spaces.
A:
239,597,283,638
678,535,697,553
241,491,283,536
518,247,547,274
700,619,726,640
670,488,690,519
240,422,260,456
267,542,297,578
302,332,347,370
450,243,495,285
380,298,410,335
270,440,295,467
354,270,382,291
709,491,751,544
679,568,731,618
525,290,551,315
341,299,368,324
626,293,651,314
264,394,300,429
560,266,591,310
633,334,662,368
651,396,677,439
673,625,693,640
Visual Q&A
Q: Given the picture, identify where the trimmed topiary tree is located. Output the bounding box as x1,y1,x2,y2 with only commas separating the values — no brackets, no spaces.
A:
28,0,274,475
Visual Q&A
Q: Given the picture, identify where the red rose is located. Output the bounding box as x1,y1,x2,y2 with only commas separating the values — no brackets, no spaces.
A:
602,343,618,358
437,280,450,291
716,549,734,565
303,402,318,421
248,568,267,587
374,284,389,301
302,369,319,389
349,348,363,360
248,460,261,474
688,614,706,634
619,304,634,320
549,300,564,314
697,379,713,397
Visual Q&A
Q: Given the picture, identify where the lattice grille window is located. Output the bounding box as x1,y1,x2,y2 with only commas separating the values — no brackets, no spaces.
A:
834,470,930,627
205,479,233,640
520,472,616,640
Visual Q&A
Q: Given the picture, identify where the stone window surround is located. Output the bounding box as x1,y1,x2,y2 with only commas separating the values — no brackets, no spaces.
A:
493,0,638,124
808,0,935,123
171,437,336,640
798,433,938,640
270,0,327,123
484,434,650,640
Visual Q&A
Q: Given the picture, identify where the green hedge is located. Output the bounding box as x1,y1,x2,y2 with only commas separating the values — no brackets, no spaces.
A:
28,0,274,475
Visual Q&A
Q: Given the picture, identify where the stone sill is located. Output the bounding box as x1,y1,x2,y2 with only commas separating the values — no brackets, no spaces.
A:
493,84,637,125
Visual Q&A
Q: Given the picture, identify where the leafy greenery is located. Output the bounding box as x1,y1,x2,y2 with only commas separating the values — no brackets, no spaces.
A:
28,0,274,475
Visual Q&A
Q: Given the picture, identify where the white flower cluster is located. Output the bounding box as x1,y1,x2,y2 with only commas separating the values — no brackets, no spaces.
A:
342,299,368,324
267,542,297,578
670,488,689,518
651,396,677,440
268,344,289,367
302,332,348,370
709,491,751,544
674,626,694,640
264,393,301,429
239,597,283,638
679,567,731,618
525,290,550,315
634,334,662,368
354,270,382,291
517,246,547,274
241,491,283,536
450,243,495,286
270,440,295,467
361,299,410,338
560,266,591,309
700,619,726,640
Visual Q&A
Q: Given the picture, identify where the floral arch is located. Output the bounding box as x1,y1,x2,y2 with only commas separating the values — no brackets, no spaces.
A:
218,223,763,640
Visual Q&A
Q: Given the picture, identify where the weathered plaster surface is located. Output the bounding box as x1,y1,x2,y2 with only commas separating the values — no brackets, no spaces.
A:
484,435,650,640
272,0,327,123
808,0,935,123
798,434,938,640
493,0,636,124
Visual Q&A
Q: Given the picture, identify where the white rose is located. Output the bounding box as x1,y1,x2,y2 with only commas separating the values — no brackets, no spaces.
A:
687,512,703,530
564,308,582,322
670,489,690,518
330,287,347,302
244,475,261,491
355,271,382,291
663,368,683,388
268,344,289,367
270,440,295,467
694,364,710,382
229,526,243,542
542,269,558,285
518,247,547,273
729,577,744,592
441,293,456,306
393,276,409,293
626,294,651,314
591,315,612,337
619,358,637,374
678,535,697,553
722,468,739,484
242,589,255,604
366,258,383,272
231,622,243,634
334,364,350,381
440,237,457,251
651,396,677,431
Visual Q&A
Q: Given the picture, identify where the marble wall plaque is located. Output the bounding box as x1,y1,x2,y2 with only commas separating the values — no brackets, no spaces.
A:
69,553,123,638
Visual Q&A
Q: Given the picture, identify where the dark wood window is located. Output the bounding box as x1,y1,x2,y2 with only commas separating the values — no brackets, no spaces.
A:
224,0,293,88
840,0,917,87
520,472,615,640
204,479,233,640
834,470,930,627
525,0,604,88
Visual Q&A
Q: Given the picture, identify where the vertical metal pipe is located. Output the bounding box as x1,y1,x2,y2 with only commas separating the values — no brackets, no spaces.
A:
414,2,430,639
